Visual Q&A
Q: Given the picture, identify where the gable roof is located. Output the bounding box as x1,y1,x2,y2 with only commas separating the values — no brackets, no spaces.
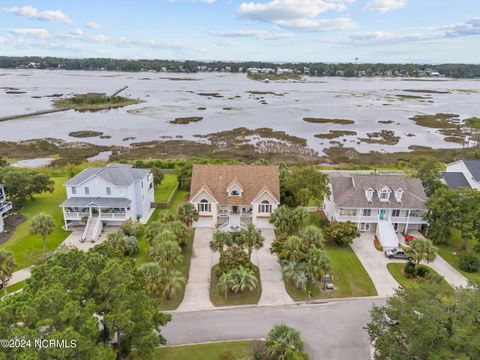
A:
189,164,280,204
64,163,150,187
329,175,427,209
442,172,471,189
463,160,480,182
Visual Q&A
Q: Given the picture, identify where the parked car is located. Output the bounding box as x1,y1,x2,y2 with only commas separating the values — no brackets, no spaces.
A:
384,248,412,260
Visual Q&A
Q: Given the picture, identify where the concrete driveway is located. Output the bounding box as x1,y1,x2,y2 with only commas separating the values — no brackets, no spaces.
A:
351,234,401,297
164,298,383,360
257,228,294,306
177,227,214,311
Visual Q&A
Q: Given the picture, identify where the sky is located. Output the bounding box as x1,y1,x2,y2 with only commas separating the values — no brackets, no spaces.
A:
0,0,479,63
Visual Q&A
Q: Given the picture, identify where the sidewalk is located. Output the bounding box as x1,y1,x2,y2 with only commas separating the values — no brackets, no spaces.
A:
9,267,31,286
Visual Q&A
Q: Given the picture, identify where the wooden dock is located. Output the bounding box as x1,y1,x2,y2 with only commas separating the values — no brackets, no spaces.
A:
0,107,71,122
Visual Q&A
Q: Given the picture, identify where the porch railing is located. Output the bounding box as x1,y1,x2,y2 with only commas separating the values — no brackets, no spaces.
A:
64,211,90,220
100,212,128,220
0,201,12,215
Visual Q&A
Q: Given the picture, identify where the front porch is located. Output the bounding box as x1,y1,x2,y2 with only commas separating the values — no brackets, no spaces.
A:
217,205,252,231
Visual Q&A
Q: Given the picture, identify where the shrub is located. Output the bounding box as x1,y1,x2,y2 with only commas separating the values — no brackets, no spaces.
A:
374,236,383,251
458,252,480,273
121,219,144,237
325,221,360,246
473,242,480,254
217,351,235,360
216,247,252,277
416,265,431,278
404,261,417,278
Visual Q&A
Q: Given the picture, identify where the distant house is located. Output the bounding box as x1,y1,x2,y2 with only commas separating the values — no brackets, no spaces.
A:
0,184,13,233
442,160,480,190
60,163,154,241
323,175,428,249
189,164,280,230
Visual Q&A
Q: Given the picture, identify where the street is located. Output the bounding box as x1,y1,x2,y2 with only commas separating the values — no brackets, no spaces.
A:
163,297,386,360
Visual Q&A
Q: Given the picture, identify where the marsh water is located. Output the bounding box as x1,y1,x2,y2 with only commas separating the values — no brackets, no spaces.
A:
0,69,479,154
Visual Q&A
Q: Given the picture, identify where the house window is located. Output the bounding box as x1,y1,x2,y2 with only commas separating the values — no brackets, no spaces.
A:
392,209,401,217
72,186,77,195
362,209,372,216
149,182,153,190
380,190,389,201
84,187,90,195
339,208,357,216
258,200,272,213
198,199,211,212
230,190,240,196
410,210,422,218
141,181,144,188
106,187,111,195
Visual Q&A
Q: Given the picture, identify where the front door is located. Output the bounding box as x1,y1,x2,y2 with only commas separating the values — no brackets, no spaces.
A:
232,206,239,213
379,209,386,220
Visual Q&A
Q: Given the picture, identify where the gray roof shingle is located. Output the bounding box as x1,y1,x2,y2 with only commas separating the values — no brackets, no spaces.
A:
463,160,480,182
64,163,149,187
442,172,471,189
329,175,427,209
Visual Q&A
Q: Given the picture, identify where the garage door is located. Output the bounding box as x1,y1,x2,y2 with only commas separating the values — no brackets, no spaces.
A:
193,216,214,228
256,218,273,229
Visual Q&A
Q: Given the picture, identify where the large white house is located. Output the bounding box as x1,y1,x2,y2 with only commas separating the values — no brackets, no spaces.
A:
0,184,13,233
60,163,154,241
442,160,480,190
189,164,280,230
323,174,428,249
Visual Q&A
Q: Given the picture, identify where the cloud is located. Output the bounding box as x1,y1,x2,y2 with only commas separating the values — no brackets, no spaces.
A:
214,39,235,46
86,21,108,30
364,0,406,13
343,17,480,45
70,28,84,38
237,0,357,31
2,5,73,24
209,29,293,40
7,28,50,38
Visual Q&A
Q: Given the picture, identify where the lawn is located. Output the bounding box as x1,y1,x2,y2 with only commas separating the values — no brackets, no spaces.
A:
154,173,178,203
0,280,26,298
285,241,377,301
437,229,480,283
0,177,70,269
387,263,450,290
153,341,254,360
210,265,262,306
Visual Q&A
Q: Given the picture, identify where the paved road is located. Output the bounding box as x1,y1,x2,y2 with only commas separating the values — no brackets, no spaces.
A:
257,228,294,306
177,227,214,311
351,235,400,297
164,298,384,360
9,267,31,285
429,256,468,287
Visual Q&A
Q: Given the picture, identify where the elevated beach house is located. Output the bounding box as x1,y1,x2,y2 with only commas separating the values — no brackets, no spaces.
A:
323,174,428,249
442,160,480,190
0,184,13,233
189,164,280,230
60,163,154,241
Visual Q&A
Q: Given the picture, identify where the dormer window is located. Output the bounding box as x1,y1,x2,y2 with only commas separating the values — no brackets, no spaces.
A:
230,190,240,196
365,188,374,202
394,189,403,203
378,186,391,202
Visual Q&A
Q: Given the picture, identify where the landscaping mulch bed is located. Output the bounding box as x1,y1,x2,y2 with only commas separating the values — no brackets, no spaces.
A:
0,214,26,245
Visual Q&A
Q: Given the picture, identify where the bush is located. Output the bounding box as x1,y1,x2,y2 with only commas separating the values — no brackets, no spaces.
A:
374,236,383,251
416,265,431,278
216,247,252,277
458,252,480,273
217,351,235,360
121,219,144,237
325,221,360,246
473,242,480,254
404,261,417,278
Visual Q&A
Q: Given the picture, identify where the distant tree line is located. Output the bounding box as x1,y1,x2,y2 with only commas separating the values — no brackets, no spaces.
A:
1,56,480,78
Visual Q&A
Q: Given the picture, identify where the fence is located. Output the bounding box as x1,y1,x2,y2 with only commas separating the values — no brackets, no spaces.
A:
150,183,180,209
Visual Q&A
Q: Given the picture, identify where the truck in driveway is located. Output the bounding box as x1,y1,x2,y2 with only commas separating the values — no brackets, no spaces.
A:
384,248,412,260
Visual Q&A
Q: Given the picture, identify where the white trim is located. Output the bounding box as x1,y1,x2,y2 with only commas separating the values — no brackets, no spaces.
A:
251,189,279,205
190,187,219,204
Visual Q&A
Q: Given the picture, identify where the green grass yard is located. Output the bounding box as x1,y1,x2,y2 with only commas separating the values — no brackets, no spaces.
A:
153,341,254,360
284,241,377,301
210,265,262,306
154,173,178,203
387,263,449,290
0,280,27,298
437,229,480,283
0,177,70,269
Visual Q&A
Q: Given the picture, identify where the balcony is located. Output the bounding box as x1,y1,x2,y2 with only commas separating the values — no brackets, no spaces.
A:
0,201,13,215
100,212,129,220
63,211,90,220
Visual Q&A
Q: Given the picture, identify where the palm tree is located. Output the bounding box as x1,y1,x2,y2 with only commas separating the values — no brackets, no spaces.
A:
265,323,306,360
158,212,175,224
162,269,185,300
210,231,232,255
407,238,438,271
217,271,234,298
306,248,330,287
29,213,55,249
283,235,308,262
239,225,264,260
0,249,16,296
230,266,257,294
147,240,182,269
140,262,165,298
282,261,308,291
300,225,324,249
270,206,307,236
177,203,199,228
165,221,190,247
